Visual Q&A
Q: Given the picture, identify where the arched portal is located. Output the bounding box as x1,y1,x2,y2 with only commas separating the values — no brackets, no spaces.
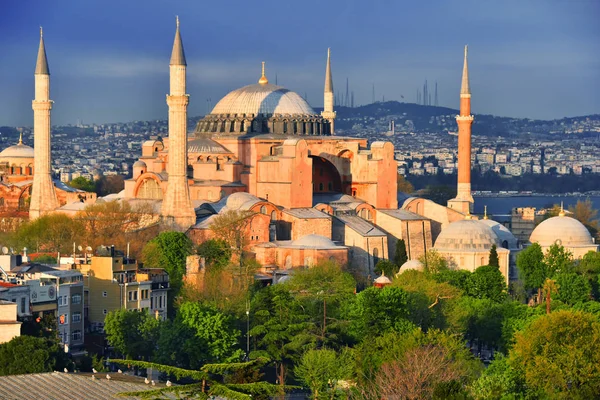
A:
137,178,163,199
310,156,342,194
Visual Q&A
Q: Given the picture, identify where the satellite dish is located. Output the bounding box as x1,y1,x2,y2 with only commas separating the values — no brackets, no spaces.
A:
86,246,92,252
1,247,8,255
77,245,83,252
9,248,14,254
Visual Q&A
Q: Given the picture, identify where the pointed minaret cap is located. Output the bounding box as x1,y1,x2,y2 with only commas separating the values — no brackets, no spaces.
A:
483,205,488,220
460,45,470,95
35,26,50,75
324,48,333,93
170,16,187,66
258,61,269,84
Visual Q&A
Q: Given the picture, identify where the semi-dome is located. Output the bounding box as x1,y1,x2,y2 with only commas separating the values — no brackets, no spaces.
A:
530,215,594,247
480,219,519,249
293,234,339,249
434,219,501,251
225,192,260,210
133,160,147,168
211,83,315,116
0,143,34,159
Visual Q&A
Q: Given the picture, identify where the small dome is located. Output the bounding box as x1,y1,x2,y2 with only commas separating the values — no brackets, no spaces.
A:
293,234,338,249
133,160,147,168
210,83,315,116
480,219,519,249
374,274,392,284
225,192,260,210
530,215,593,247
0,143,34,159
399,259,424,273
434,219,500,251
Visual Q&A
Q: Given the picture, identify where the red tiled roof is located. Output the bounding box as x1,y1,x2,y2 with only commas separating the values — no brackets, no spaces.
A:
0,282,19,288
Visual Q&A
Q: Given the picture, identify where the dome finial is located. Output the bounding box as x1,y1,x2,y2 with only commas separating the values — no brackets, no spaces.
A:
40,26,43,38
559,201,565,217
483,205,488,220
259,61,269,84
176,15,179,29
18,131,23,145
465,211,472,220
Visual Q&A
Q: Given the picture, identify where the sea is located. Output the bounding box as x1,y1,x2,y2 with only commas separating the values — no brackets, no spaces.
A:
473,195,600,220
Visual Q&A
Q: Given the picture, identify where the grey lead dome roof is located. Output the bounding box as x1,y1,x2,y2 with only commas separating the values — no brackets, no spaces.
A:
293,234,339,249
530,215,594,247
210,83,315,116
434,219,501,251
0,143,35,159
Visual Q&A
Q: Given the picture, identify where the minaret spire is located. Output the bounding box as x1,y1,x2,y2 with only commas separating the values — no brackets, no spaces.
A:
447,45,474,214
321,48,336,135
161,17,196,230
30,28,59,219
461,45,470,96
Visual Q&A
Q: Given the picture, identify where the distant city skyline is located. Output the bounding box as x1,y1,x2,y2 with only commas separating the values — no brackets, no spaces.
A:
0,0,598,126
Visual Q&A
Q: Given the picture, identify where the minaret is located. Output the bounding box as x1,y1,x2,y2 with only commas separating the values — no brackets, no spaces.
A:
321,48,336,135
160,17,196,231
29,27,59,219
448,45,475,214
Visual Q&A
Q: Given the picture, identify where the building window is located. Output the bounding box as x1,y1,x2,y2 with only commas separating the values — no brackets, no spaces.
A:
141,289,149,300
150,297,154,309
72,294,82,304
270,211,277,221
72,330,82,342
102,291,107,297
103,309,108,315
20,298,25,314
373,248,380,265
63,331,69,344
72,312,81,323
138,178,163,199
59,295,69,306
328,182,333,191
260,205,267,214
319,183,324,191
59,313,69,325
159,296,163,309
128,290,138,302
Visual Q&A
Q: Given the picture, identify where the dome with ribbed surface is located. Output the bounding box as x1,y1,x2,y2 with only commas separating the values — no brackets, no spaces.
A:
530,215,593,247
434,220,500,251
480,219,519,249
211,83,315,116
0,143,34,159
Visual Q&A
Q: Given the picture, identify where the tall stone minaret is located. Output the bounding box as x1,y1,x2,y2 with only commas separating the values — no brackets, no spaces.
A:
29,28,59,219
321,48,336,135
160,17,196,231
448,45,474,214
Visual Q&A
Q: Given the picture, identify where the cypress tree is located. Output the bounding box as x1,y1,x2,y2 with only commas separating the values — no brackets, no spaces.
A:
394,239,408,268
489,244,499,267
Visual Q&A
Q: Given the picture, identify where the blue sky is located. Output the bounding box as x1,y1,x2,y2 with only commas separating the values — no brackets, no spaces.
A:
0,0,598,125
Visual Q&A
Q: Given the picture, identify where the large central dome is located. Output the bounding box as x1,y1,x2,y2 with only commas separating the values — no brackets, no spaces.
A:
211,83,315,116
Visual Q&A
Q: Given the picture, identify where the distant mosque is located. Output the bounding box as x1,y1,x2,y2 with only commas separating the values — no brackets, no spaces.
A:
5,21,596,279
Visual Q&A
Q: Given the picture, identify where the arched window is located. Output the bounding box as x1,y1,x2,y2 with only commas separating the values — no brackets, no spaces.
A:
319,183,324,191
481,257,485,265
285,255,292,269
328,182,333,191
304,256,313,268
367,210,372,220
260,206,267,214
138,178,162,199
216,158,223,171
270,211,277,221
502,240,509,249
283,122,288,133
373,248,379,265
240,121,245,131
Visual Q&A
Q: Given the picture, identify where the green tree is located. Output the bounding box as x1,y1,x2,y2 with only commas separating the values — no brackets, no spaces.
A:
446,297,503,353
516,242,546,301
568,198,599,240
509,310,600,398
397,174,414,194
488,244,499,268
469,355,528,400
433,269,472,293
15,213,84,253
197,239,232,271
554,272,591,305
155,302,244,369
286,261,356,345
104,309,159,360
418,249,451,274
250,285,313,388
295,348,353,399
346,286,414,342
142,231,192,308
466,265,507,302
0,336,62,376
374,259,398,277
113,358,283,399
544,243,574,275
67,176,96,192
394,239,408,268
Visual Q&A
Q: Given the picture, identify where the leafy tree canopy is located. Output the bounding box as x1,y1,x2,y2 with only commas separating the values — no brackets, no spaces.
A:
68,176,96,192
0,336,63,376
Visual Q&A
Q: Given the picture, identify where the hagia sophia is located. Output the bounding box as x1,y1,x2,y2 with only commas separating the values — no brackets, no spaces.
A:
1,20,597,282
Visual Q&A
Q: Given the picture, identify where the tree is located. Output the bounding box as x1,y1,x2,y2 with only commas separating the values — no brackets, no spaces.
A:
197,239,232,271
67,176,95,192
347,286,414,342
394,239,408,268
488,244,499,268
94,175,125,196
104,309,159,360
541,278,559,315
250,285,313,388
142,231,193,307
466,265,507,302
516,243,546,302
544,243,574,275
509,310,600,398
554,273,591,305
418,249,451,274
295,348,353,399
112,358,283,399
286,261,356,345
419,185,456,205
446,297,503,353
374,259,397,277
210,209,256,268
14,213,84,253
154,301,244,369
0,335,63,376
568,198,599,240
397,175,414,194
469,355,528,400
433,269,471,294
